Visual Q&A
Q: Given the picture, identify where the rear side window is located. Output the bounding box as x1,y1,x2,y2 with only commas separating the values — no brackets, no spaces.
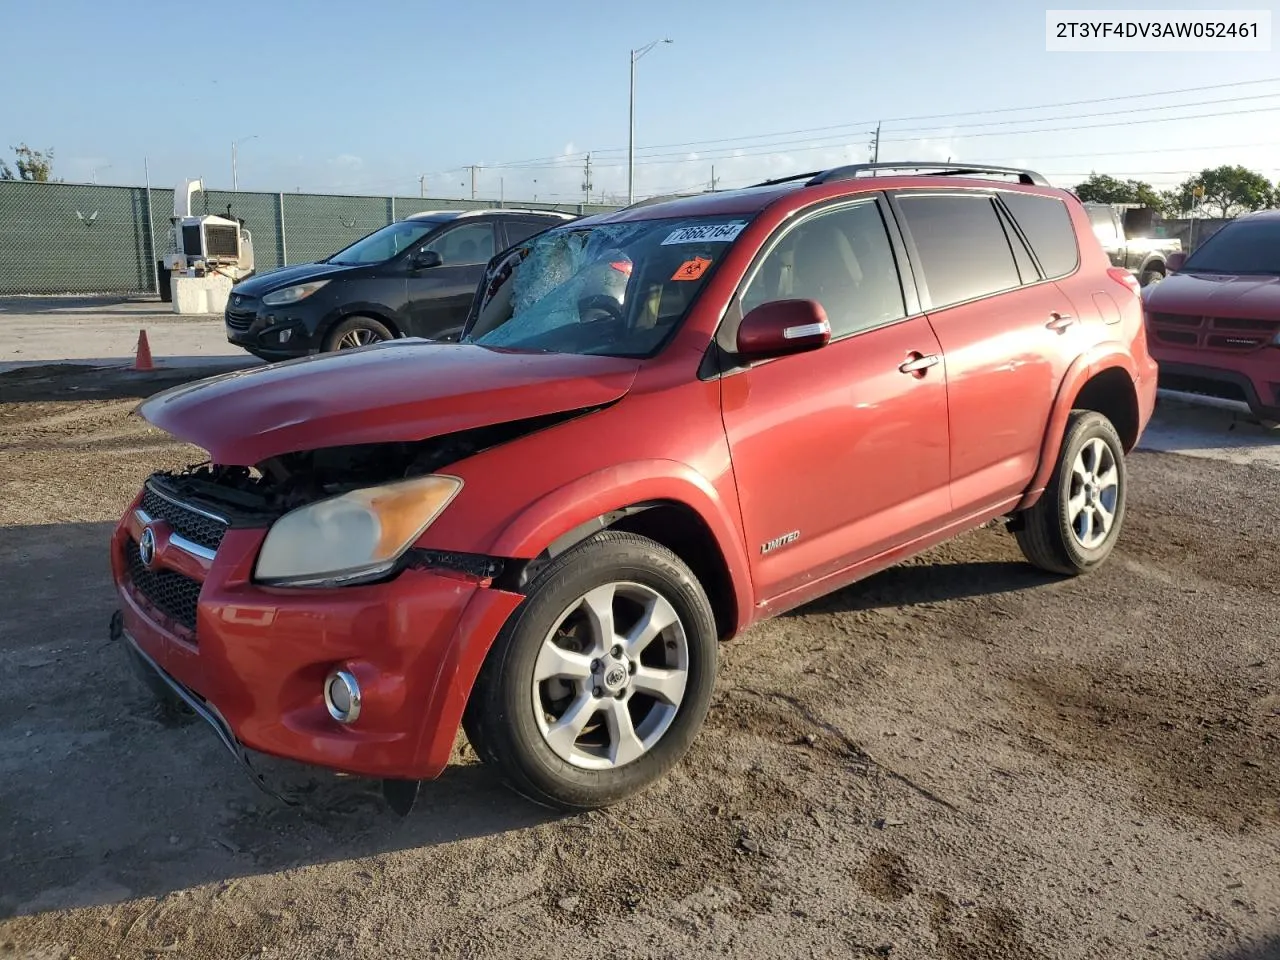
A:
1002,193,1079,278
897,195,1020,309
506,217,556,247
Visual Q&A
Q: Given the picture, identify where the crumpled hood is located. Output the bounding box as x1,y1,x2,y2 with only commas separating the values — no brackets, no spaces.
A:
1144,271,1280,320
138,340,640,465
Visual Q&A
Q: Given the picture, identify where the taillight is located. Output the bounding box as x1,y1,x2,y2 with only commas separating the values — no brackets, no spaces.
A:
609,261,633,275
1107,267,1141,297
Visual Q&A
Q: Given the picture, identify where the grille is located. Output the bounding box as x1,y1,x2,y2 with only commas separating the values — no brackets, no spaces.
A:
140,486,228,552
204,224,240,259
1148,312,1279,353
125,538,201,634
225,300,257,331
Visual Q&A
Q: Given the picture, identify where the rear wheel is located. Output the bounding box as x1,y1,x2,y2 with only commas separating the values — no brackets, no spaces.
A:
463,532,718,811
1014,410,1127,575
323,316,393,352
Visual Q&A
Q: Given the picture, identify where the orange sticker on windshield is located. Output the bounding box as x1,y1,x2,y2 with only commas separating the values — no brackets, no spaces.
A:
672,256,712,281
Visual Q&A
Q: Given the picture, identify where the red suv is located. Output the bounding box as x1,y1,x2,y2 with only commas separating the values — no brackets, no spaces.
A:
1142,211,1280,424
110,163,1157,813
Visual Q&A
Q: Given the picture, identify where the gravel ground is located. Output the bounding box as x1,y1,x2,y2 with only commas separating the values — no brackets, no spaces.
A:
0,367,1277,960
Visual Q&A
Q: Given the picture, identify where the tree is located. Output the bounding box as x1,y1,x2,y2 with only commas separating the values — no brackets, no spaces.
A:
9,143,54,181
0,159,12,180
1171,165,1274,218
1072,172,1166,212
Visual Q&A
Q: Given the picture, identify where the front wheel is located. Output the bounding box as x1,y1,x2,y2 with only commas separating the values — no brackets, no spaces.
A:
323,316,393,352
1139,266,1166,287
1013,410,1128,575
463,532,718,811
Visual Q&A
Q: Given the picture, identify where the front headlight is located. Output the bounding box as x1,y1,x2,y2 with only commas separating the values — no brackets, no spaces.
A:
262,280,330,306
255,475,462,586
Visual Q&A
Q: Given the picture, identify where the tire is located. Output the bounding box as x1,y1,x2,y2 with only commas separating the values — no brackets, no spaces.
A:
323,316,394,352
1014,410,1128,576
463,532,718,811
1139,266,1166,287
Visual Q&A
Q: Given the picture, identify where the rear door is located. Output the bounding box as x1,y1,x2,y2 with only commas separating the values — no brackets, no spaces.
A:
405,220,497,340
891,190,1085,515
719,197,951,603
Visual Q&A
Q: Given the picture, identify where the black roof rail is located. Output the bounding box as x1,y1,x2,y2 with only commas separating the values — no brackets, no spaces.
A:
748,171,825,188
806,162,1050,187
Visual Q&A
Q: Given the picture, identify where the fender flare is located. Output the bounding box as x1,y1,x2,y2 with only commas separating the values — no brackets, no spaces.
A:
1016,346,1138,511
490,458,755,631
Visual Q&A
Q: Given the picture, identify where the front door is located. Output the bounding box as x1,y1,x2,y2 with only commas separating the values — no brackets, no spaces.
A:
720,199,951,604
406,220,497,341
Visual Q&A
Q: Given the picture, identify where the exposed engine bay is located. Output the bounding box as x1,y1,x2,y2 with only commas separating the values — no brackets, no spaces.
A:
149,408,596,525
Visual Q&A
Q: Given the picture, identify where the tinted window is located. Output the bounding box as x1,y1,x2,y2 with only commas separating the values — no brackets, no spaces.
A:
506,217,557,247
1001,193,1079,278
898,195,1020,308
1183,218,1280,274
742,201,906,338
424,222,495,265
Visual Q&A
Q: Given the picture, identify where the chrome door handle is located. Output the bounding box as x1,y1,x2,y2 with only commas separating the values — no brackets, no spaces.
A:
1047,312,1075,331
898,353,940,374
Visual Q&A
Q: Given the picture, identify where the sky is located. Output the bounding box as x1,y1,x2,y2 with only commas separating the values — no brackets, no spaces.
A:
1,0,1278,203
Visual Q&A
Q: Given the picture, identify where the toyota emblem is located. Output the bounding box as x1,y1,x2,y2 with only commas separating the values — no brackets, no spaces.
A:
139,527,158,569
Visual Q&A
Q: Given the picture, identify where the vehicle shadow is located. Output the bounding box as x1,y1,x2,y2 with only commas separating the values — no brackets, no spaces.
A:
1206,937,1280,960
0,520,558,919
0,359,260,403
784,558,1059,617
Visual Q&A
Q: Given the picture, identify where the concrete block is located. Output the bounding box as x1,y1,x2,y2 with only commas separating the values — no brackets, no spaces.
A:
171,274,234,315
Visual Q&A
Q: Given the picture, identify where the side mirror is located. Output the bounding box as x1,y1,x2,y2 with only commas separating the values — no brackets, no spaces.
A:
1165,251,1187,273
736,299,831,361
412,249,443,270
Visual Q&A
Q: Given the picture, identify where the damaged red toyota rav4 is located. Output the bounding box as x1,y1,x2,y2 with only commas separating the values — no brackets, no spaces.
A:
111,163,1157,814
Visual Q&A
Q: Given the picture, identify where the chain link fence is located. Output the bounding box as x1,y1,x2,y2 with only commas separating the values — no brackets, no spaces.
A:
0,180,618,296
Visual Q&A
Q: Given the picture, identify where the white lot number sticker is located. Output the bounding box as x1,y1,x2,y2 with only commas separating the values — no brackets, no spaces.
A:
661,222,747,245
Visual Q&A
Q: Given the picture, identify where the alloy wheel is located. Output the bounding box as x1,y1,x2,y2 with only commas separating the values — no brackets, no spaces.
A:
531,581,689,770
1068,437,1120,549
337,328,383,349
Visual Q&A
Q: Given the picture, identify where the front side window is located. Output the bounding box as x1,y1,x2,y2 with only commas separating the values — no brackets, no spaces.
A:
463,215,750,358
1182,219,1280,275
423,222,495,265
327,219,442,265
742,201,906,338
897,194,1021,309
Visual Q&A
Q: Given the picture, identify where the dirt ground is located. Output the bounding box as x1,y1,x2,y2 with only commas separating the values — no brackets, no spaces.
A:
1,365,1278,960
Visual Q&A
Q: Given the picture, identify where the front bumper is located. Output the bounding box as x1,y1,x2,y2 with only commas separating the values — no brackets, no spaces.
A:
111,499,524,783
225,300,322,357
1148,344,1280,420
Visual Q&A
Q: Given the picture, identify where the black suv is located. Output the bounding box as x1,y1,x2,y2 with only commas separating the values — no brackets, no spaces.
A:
224,209,575,359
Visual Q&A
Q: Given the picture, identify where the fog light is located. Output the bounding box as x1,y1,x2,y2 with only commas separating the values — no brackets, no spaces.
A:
278,328,292,343
324,669,361,724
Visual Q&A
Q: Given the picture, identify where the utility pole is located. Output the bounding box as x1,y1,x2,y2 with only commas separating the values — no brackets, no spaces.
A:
710,165,718,191
500,177,504,206
419,175,425,198
628,38,674,205
871,121,881,163
582,153,593,203
465,165,481,200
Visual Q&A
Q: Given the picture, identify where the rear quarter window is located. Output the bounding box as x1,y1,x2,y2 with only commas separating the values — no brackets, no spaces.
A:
1001,193,1080,279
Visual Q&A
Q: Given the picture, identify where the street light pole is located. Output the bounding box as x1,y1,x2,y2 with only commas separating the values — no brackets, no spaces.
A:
628,38,672,205
232,135,258,191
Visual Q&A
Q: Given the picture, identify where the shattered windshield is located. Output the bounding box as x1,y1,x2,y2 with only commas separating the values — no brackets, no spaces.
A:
462,215,751,358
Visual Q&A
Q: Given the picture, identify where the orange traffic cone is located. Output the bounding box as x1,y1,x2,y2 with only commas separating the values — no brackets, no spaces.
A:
133,329,155,371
